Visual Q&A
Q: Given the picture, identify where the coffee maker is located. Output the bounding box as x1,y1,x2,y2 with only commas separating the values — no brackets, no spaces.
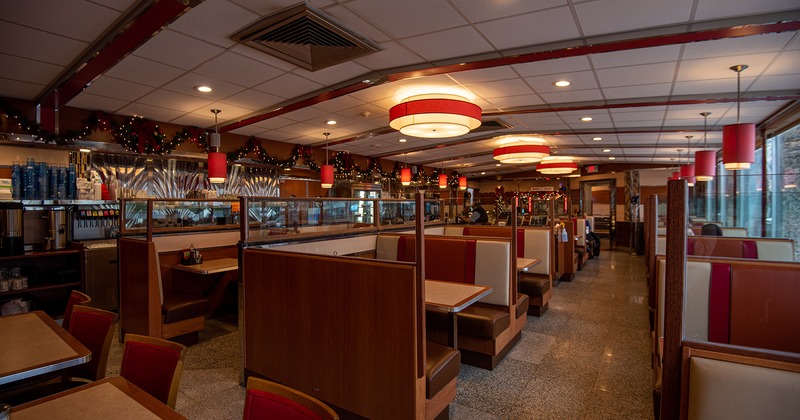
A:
0,202,24,256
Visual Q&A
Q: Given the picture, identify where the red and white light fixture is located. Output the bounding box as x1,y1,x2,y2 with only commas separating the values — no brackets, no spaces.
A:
722,65,756,170
694,112,716,182
536,156,577,175
389,93,481,138
493,136,550,164
320,132,334,188
208,109,226,184
400,153,411,186
680,138,696,187
438,174,448,189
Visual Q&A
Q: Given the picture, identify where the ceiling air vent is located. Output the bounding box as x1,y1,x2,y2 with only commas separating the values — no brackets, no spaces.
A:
230,3,382,72
474,118,513,133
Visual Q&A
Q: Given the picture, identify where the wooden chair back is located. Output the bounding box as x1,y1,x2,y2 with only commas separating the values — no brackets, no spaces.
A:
120,333,186,408
244,377,339,420
67,305,117,381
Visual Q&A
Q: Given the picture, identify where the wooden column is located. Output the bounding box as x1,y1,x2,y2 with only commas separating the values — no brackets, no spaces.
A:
415,192,425,378
661,179,687,420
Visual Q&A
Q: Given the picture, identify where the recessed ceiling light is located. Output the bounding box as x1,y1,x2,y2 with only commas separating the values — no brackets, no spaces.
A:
602,149,611,152
398,138,407,143
580,117,593,122
608,156,616,160
496,163,501,167
79,148,91,153
194,85,212,93
326,120,337,125
481,172,486,175
553,80,571,87
592,137,602,141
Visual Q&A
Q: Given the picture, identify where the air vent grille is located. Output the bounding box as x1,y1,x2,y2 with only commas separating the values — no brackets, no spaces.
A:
231,4,381,72
475,118,513,132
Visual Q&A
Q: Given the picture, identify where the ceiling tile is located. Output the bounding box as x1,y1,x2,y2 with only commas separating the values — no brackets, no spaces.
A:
596,62,677,87
539,89,604,104
0,54,62,85
137,90,213,113
66,92,129,113
0,21,88,65
400,26,494,62
116,103,186,121
749,74,800,92
229,125,269,137
476,6,580,50
170,113,216,129
676,53,779,81
192,102,254,121
452,0,567,22
602,83,672,100
465,79,535,99
694,0,800,20
348,0,468,38
161,72,246,102
133,29,226,70
591,45,682,69
682,32,794,60
672,77,755,96
253,73,324,99
83,76,155,101
767,50,800,76
0,79,45,101
194,52,285,88
574,0,693,37
512,56,592,78
169,0,259,48
485,94,546,110
103,55,185,88
353,41,425,71
3,0,123,42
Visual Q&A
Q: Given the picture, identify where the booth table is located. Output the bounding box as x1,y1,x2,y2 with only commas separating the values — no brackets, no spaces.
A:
425,280,492,347
171,257,238,313
9,376,186,419
517,257,541,272
0,311,90,386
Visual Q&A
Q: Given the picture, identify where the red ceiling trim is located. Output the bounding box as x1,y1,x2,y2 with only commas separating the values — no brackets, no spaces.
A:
38,0,193,109
482,95,800,117
388,20,800,81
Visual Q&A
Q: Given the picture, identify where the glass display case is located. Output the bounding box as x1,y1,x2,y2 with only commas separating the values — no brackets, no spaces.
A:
240,197,443,244
119,198,239,236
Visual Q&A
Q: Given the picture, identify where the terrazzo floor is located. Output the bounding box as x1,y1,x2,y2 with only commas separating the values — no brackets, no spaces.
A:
102,250,652,419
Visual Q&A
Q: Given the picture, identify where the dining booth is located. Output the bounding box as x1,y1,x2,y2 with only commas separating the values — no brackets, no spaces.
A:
240,195,465,419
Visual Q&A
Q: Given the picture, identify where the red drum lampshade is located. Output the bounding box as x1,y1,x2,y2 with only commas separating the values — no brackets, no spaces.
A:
680,164,695,186
320,164,334,189
389,94,481,138
694,150,716,181
400,168,411,186
207,152,227,184
459,175,467,190
492,144,550,164
722,123,755,170
438,174,447,189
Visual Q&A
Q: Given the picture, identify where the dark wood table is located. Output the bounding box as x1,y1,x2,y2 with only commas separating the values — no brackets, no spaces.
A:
9,376,186,419
425,280,492,347
0,311,91,386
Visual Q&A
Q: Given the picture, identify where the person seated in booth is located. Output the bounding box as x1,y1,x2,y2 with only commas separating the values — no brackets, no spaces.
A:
469,202,489,225
701,223,723,236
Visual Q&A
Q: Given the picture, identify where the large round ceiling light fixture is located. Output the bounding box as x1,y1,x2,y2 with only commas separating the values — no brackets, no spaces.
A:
492,136,550,164
389,93,481,138
722,65,755,170
536,156,577,174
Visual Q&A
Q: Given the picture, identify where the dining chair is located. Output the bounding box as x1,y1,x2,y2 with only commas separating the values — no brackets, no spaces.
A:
120,334,186,408
66,305,118,382
61,290,91,331
243,377,339,420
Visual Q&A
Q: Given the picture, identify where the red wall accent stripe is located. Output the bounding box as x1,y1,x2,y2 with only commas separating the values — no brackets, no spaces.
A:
464,240,476,285
708,263,732,344
741,240,758,259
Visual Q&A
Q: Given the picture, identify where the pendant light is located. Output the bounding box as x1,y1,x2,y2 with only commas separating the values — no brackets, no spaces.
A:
458,165,467,190
694,112,715,182
320,132,334,188
400,153,411,186
722,65,756,170
669,150,683,181
536,156,577,174
208,109,226,184
438,161,447,189
680,136,696,187
389,93,481,138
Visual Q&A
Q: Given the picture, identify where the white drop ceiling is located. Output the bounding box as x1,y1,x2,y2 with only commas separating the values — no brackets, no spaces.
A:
1,0,799,178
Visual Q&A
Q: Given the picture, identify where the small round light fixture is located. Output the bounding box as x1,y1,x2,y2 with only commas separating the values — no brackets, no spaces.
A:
326,120,337,125
194,85,212,93
398,138,407,143
553,80,571,87
608,157,616,160
593,137,602,141
580,116,593,122
481,172,486,175
79,148,91,153
389,93,481,138
602,149,611,152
